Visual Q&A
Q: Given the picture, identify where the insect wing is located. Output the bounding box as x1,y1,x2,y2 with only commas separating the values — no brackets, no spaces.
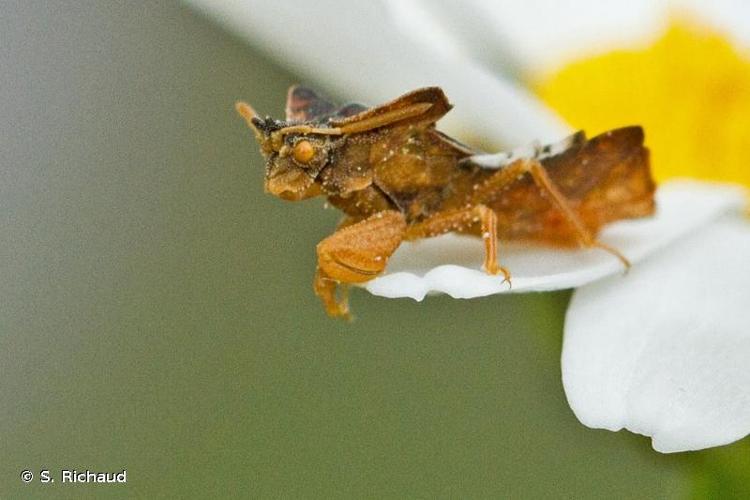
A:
329,87,452,133
332,102,368,118
285,85,336,122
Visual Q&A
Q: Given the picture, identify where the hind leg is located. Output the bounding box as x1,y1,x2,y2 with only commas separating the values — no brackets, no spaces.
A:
471,158,630,269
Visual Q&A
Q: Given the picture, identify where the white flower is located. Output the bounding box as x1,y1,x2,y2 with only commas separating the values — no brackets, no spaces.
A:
562,209,750,453
188,0,750,452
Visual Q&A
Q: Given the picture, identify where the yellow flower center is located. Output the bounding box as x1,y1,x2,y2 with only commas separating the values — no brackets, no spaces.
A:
535,21,750,190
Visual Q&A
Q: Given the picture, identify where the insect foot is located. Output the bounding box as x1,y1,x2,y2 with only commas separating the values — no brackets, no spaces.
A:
483,262,512,288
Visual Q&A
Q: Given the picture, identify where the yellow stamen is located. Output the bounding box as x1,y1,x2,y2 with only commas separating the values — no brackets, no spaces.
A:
535,20,750,191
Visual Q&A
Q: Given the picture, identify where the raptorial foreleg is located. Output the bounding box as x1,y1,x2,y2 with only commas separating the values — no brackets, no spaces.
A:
314,210,406,318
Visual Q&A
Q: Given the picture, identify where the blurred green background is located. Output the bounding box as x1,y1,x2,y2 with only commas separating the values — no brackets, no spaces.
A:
0,2,709,497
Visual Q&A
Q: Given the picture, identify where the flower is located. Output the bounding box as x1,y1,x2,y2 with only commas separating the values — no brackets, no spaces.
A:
189,0,750,452
536,21,750,187
561,210,750,453
536,19,750,453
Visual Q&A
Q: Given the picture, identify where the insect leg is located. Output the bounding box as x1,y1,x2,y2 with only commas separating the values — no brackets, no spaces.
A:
475,159,630,269
405,205,511,283
313,268,351,319
314,210,406,318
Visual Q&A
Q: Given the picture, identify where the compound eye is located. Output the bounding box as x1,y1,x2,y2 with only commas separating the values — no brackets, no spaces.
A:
293,140,315,164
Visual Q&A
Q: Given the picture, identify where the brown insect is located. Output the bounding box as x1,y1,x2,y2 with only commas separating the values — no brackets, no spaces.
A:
236,86,655,319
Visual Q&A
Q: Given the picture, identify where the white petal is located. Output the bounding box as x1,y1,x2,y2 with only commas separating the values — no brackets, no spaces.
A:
388,1,750,76
185,0,568,146
381,0,526,79
366,181,746,301
673,0,750,50
388,0,665,75
562,208,750,453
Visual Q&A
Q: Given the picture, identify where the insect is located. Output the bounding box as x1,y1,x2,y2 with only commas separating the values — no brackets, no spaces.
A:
236,86,655,319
